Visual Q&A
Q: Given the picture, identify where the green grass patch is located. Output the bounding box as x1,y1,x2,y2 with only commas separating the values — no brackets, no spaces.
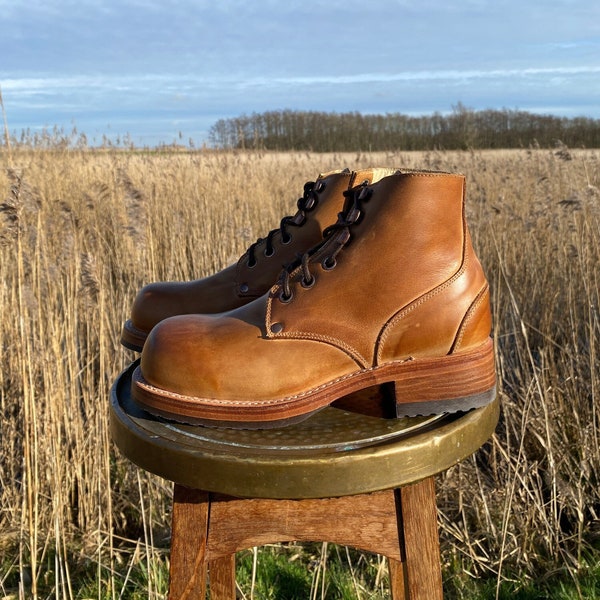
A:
235,543,389,600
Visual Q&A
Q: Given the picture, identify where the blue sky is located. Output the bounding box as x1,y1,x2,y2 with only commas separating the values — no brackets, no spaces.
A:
1,0,599,146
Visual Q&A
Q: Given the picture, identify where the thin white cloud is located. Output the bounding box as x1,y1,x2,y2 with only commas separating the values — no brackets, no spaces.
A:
257,66,600,86
4,65,600,95
0,0,114,19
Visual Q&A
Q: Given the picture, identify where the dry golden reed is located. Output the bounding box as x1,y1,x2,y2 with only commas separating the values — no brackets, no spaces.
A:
0,146,599,597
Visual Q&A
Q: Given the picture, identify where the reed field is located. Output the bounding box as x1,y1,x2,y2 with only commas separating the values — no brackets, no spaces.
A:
1,146,599,598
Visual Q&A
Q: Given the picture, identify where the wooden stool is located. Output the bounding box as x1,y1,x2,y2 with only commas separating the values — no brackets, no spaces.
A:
111,360,498,599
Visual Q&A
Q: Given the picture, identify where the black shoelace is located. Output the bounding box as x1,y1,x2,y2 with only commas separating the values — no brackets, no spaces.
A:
246,180,325,268
278,183,373,302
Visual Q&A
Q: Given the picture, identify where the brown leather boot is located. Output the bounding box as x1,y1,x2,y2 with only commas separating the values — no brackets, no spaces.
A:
121,169,393,351
132,170,496,427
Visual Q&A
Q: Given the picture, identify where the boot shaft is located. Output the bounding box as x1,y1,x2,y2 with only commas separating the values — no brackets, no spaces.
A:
235,168,398,298
266,171,491,367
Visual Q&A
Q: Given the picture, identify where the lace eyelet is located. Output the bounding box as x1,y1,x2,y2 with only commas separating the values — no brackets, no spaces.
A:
239,283,249,293
321,257,337,271
279,290,293,304
247,258,257,268
281,233,292,245
315,180,326,193
301,275,315,289
264,247,275,258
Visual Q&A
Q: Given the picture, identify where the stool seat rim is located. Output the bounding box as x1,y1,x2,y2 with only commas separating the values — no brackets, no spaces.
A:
110,360,499,499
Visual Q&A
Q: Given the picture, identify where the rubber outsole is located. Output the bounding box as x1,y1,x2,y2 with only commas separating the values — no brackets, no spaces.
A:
120,320,147,352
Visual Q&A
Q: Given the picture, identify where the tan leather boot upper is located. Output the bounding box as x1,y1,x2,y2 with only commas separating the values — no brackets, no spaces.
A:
133,170,496,426
122,169,391,350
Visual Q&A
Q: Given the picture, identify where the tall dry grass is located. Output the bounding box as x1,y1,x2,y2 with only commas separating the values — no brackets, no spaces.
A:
0,146,599,598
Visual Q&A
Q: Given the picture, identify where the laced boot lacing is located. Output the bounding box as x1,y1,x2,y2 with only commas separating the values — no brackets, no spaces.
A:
246,180,326,268
278,183,373,303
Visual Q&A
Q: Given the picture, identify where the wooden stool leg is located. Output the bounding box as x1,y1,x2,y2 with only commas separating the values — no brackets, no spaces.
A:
208,555,236,599
388,558,407,600
166,484,443,599
396,477,443,600
168,485,210,600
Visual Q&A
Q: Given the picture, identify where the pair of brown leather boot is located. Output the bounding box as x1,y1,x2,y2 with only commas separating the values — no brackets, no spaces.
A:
124,168,496,428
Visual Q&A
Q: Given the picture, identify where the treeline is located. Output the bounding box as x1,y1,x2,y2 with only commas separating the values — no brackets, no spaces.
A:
208,105,600,151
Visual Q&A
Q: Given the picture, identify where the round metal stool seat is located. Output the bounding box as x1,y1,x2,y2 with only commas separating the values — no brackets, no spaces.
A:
111,360,499,499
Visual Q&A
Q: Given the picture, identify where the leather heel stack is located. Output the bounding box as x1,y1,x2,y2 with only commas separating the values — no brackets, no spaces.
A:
392,338,497,417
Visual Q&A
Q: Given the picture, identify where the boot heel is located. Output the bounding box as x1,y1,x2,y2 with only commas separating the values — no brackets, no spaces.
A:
392,338,496,417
